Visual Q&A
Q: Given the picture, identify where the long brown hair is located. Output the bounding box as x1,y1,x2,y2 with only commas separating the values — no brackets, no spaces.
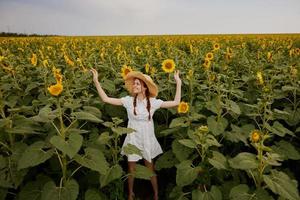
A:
133,79,151,120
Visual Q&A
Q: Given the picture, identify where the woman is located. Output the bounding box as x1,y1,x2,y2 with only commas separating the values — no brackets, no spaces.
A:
91,68,181,200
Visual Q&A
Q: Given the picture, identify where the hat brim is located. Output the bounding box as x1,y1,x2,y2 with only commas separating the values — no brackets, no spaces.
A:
124,71,158,97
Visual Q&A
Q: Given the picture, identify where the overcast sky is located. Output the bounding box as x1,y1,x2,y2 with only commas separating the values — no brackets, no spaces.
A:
0,0,299,35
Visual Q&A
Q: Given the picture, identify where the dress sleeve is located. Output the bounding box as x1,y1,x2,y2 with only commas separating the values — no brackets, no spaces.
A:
151,98,164,111
120,96,131,109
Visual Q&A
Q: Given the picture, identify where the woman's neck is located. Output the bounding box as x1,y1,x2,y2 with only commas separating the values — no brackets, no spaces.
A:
136,93,146,101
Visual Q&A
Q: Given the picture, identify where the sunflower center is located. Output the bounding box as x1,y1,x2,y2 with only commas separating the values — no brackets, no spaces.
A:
165,62,172,69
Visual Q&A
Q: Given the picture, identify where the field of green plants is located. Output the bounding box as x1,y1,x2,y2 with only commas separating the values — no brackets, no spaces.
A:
0,34,300,200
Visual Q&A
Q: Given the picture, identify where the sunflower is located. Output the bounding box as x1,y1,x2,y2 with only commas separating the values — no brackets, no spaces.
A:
203,59,211,70
198,125,209,133
64,54,74,66
186,69,194,80
213,43,220,51
256,71,264,85
150,66,157,76
205,52,214,61
267,52,272,62
42,59,49,67
135,46,143,55
31,53,37,66
177,101,189,113
121,65,133,79
290,66,298,78
162,59,175,73
250,130,261,143
0,56,5,62
145,63,150,73
48,83,63,96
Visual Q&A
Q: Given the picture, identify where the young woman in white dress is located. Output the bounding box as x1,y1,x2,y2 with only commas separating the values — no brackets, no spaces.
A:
91,68,182,200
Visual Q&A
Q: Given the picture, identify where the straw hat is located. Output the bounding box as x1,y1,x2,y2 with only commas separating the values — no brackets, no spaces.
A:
124,71,158,97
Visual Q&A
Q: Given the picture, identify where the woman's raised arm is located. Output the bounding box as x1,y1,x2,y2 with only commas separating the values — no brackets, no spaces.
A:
160,70,182,108
90,68,123,106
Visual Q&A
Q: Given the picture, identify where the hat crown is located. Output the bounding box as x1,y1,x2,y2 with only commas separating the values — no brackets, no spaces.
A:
124,71,158,97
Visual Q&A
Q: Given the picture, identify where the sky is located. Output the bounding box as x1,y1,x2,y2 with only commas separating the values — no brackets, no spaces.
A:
0,0,299,36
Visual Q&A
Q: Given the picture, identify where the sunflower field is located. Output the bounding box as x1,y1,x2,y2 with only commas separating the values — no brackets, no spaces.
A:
0,34,300,200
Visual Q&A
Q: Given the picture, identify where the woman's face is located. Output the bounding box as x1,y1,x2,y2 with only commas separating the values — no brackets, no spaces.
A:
132,78,146,95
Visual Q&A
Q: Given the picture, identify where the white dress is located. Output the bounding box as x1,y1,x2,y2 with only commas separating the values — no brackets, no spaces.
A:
120,96,164,163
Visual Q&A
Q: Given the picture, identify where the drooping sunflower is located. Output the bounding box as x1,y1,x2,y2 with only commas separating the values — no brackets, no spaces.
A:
256,71,264,85
48,83,63,96
205,52,214,61
290,65,298,78
31,53,37,66
162,59,175,73
121,65,133,79
203,59,211,70
267,52,272,62
177,101,189,113
145,63,150,73
135,46,143,55
250,130,261,143
64,54,75,67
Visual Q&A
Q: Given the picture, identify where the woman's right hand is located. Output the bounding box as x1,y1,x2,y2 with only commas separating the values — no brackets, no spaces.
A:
90,68,99,82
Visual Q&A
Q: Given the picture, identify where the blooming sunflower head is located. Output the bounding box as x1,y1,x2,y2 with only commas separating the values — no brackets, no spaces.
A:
48,83,63,96
121,65,133,79
213,43,220,51
162,59,175,73
205,52,214,61
177,101,189,113
250,130,261,143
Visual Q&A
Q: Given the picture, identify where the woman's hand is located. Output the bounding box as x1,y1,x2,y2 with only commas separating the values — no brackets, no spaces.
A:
174,70,182,85
90,68,99,82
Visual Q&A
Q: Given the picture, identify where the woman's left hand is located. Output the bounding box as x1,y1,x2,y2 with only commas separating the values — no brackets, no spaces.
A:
174,70,182,85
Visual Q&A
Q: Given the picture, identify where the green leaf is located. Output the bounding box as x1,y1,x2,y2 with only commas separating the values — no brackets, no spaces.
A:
101,78,116,93
74,148,109,175
263,170,300,200
226,99,241,115
99,164,123,188
172,140,194,162
266,121,295,137
208,151,228,170
133,164,155,180
122,144,142,157
169,117,190,128
71,111,103,123
178,139,197,148
32,105,58,123
18,141,54,170
41,179,79,200
97,132,112,145
50,132,83,159
83,106,102,119
155,150,179,170
229,152,259,170
18,174,52,200
176,160,200,187
85,188,107,200
229,184,251,200
207,116,228,136
271,140,300,160
111,127,135,135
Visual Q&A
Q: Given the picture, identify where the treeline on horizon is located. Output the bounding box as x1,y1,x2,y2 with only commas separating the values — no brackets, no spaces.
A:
0,32,57,37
